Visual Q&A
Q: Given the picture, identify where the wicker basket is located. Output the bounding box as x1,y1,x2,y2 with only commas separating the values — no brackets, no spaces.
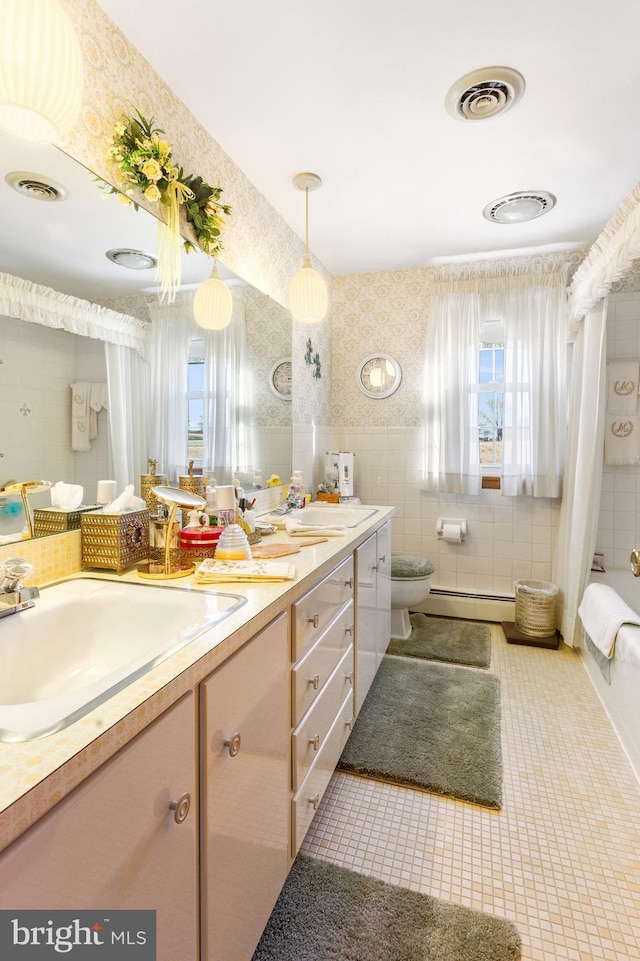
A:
514,579,558,637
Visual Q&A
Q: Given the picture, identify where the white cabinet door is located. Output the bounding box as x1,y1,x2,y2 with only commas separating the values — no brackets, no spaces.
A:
376,521,392,664
200,612,289,961
0,693,199,961
355,532,378,714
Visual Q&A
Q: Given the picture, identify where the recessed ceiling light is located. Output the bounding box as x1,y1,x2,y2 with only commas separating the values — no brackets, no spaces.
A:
483,191,556,224
5,170,68,202
106,248,158,270
445,66,525,121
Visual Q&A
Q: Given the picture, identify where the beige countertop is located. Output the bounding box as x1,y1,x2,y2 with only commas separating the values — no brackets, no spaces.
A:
0,506,394,852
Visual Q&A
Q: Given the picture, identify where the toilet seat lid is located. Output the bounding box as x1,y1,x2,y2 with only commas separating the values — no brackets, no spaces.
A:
391,554,435,578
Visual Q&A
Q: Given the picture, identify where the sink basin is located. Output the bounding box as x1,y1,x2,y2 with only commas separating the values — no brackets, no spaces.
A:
291,504,378,528
0,578,246,742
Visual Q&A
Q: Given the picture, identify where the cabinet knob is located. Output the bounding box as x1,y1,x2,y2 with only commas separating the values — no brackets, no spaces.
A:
309,734,320,751
170,792,191,824
308,613,320,628
346,717,354,731
345,577,354,588
345,624,354,636
224,732,242,757
378,555,386,566
308,793,320,810
345,671,354,685
308,673,320,690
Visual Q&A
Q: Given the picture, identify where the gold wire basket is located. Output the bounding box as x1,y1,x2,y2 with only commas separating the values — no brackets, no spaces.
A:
81,509,150,574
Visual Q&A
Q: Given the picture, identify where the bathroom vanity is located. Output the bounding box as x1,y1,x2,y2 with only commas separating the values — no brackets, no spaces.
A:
0,507,393,961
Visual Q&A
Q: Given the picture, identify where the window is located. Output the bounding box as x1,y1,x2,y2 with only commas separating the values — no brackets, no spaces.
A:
188,340,205,464
477,322,504,470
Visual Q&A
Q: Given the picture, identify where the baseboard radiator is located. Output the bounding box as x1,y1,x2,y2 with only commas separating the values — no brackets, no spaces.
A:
416,587,516,623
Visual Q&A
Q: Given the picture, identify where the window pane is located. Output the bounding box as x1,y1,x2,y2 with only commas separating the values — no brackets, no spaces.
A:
188,399,203,460
478,391,503,465
479,348,494,384
494,347,504,384
188,359,204,392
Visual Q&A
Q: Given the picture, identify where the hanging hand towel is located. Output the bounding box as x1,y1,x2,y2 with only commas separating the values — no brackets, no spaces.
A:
578,583,640,658
70,382,91,452
607,360,639,414
88,382,108,441
603,415,640,465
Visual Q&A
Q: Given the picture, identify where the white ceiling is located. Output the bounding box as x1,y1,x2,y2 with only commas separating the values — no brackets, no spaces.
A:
94,0,640,276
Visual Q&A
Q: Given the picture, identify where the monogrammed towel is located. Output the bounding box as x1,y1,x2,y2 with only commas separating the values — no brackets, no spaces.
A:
604,414,640,465
607,360,639,414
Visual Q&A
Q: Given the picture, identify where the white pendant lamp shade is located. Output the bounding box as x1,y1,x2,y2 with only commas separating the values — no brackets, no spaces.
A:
289,172,328,324
194,264,233,330
289,253,328,324
0,0,84,143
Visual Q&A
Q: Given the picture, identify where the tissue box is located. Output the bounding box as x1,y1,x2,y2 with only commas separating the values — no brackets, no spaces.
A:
81,509,150,573
33,505,100,536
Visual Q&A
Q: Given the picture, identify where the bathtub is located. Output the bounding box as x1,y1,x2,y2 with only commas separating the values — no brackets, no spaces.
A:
583,568,640,781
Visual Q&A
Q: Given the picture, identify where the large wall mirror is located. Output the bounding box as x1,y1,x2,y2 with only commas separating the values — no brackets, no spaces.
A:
0,131,292,540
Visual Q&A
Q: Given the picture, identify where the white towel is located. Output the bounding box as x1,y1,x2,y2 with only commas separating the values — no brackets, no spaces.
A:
578,583,640,658
70,382,90,452
603,415,640,465
607,360,639,414
89,382,108,412
285,521,347,537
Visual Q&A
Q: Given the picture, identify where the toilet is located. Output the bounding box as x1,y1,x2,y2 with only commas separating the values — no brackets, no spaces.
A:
390,554,436,640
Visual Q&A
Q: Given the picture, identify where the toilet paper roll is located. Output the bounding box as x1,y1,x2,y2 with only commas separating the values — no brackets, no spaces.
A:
96,479,117,505
442,522,463,543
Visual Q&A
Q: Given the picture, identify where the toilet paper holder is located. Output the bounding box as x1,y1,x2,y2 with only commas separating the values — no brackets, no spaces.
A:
436,518,467,542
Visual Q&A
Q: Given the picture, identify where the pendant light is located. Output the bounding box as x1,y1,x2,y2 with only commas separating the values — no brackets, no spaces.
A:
0,0,84,143
194,260,233,330
288,172,328,324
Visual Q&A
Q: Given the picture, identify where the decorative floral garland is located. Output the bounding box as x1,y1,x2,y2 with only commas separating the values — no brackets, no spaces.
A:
102,109,232,300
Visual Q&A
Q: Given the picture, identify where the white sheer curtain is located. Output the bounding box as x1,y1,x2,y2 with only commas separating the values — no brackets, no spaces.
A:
148,287,252,484
104,343,150,492
203,286,253,478
554,300,608,648
147,301,191,484
421,284,481,494
422,269,568,497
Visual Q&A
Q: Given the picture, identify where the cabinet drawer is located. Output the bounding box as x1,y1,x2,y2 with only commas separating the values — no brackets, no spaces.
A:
291,689,354,853
293,555,354,660
292,646,354,790
292,599,354,726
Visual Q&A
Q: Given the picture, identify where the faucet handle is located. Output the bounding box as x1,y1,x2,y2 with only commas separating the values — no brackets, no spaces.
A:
1,557,34,593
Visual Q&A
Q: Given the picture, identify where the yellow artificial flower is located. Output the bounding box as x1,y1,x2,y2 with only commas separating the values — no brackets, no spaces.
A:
117,192,132,205
144,183,161,203
141,158,163,182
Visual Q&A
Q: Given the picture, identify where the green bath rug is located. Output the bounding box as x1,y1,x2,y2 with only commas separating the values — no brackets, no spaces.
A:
388,613,491,668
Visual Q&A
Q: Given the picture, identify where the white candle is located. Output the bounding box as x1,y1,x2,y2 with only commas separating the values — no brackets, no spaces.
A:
96,479,117,505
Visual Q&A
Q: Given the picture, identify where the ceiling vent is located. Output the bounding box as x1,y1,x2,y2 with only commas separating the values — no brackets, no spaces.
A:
445,67,525,121
5,170,68,202
483,191,556,224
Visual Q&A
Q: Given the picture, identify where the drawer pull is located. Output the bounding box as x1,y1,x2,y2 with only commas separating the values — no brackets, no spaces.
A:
309,734,320,751
308,613,320,628
378,555,386,566
346,717,354,731
345,671,354,685
309,674,320,690
170,792,191,824
309,793,320,810
345,624,354,636
345,577,354,588
224,732,242,757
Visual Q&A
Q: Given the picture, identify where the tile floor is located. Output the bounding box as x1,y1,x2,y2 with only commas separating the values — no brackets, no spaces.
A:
301,627,640,960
